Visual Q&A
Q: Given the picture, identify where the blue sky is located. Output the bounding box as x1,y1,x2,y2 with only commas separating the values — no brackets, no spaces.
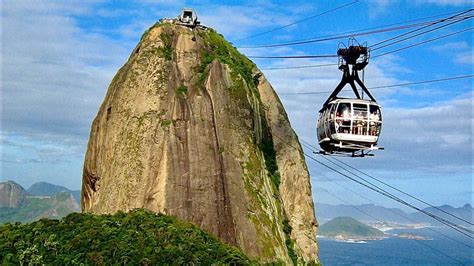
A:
2,0,472,211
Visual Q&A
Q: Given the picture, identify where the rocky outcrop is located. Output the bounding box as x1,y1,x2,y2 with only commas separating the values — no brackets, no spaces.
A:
257,74,319,261
82,22,318,263
0,181,26,208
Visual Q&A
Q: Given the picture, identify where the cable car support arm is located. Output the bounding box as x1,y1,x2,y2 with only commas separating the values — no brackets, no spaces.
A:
321,44,377,111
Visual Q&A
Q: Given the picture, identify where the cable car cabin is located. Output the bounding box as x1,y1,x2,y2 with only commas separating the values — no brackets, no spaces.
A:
317,98,382,154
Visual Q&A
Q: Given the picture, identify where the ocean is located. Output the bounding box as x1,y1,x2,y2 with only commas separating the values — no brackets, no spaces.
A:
318,227,473,265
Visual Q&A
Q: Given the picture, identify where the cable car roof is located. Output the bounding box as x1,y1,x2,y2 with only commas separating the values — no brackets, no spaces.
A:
327,98,381,106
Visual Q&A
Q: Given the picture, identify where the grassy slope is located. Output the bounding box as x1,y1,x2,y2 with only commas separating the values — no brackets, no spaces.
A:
0,209,253,265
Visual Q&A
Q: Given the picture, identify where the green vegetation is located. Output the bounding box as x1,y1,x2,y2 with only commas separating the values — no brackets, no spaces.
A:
160,119,172,129
319,217,385,238
157,32,173,60
140,22,160,41
282,217,297,264
177,85,188,94
176,85,188,99
258,122,298,263
0,209,253,265
259,131,280,190
197,29,256,90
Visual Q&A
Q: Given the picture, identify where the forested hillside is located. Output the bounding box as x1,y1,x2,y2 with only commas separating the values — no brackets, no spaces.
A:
0,209,252,265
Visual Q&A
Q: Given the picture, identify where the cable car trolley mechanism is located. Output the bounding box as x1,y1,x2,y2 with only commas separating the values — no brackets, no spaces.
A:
317,40,383,157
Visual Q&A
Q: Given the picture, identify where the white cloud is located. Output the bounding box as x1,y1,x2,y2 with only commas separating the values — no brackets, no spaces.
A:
198,5,294,41
377,93,473,173
2,1,129,140
431,41,473,65
365,0,392,19
432,41,470,51
1,0,132,188
455,51,474,65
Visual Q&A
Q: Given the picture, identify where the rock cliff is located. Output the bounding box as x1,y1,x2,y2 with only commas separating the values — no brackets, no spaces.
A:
82,22,318,263
0,181,26,208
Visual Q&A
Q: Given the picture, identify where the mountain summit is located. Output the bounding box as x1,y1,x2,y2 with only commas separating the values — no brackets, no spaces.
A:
81,21,318,263
0,181,26,208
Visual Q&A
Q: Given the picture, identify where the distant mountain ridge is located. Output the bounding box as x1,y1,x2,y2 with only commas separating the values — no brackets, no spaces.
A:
316,203,411,224
410,204,472,227
0,181,80,224
27,181,81,203
316,203,473,226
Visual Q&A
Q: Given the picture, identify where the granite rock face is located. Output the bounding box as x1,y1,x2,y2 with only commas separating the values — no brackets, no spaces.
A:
0,181,26,208
82,22,318,263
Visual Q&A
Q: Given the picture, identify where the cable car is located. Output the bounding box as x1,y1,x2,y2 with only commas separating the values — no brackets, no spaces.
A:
317,41,383,157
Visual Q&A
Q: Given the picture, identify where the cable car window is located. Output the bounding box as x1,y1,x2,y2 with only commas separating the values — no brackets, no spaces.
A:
318,111,326,140
369,105,381,121
337,103,351,118
353,104,368,119
328,104,336,134
353,103,368,135
369,105,382,136
336,103,351,134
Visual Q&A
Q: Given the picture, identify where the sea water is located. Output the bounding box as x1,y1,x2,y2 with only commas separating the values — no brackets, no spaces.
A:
318,227,473,265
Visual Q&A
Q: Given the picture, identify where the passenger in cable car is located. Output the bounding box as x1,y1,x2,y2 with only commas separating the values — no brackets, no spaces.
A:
370,124,376,136
369,107,381,136
342,108,350,119
353,120,361,135
369,109,380,121
337,103,351,134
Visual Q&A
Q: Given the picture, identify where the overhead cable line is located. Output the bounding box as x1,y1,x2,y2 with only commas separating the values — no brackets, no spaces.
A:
331,155,474,226
271,133,474,238
301,139,474,226
315,170,473,250
246,19,472,60
317,183,465,264
258,27,472,70
300,141,474,236
260,63,338,70
315,154,474,237
239,21,432,49
232,0,359,43
372,27,473,58
304,147,474,239
277,74,474,95
371,13,473,51
370,9,473,49
248,54,337,59
367,74,474,89
237,9,472,49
